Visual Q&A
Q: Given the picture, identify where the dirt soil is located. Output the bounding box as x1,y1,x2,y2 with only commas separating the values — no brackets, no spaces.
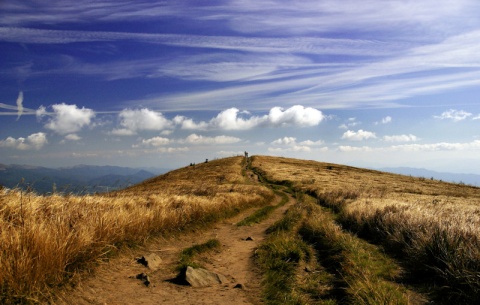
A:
55,188,294,305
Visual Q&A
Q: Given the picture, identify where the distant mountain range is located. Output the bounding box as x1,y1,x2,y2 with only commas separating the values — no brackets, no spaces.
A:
2,163,477,195
379,167,480,187
0,164,171,194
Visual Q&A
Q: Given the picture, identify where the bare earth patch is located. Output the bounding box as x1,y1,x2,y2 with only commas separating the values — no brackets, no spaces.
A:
55,192,295,305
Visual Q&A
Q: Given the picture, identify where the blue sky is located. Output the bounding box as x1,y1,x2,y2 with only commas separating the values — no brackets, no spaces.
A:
1,0,480,173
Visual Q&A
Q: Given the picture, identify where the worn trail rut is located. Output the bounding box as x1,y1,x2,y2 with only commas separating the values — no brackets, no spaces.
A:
55,188,294,305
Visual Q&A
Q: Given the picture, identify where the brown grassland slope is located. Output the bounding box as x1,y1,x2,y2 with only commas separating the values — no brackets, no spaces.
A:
0,157,273,304
251,155,480,303
2,154,480,304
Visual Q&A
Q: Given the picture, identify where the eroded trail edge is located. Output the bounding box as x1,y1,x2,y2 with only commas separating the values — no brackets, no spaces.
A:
56,170,295,305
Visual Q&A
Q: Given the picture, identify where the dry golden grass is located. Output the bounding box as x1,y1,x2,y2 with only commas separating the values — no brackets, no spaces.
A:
251,155,480,303
0,157,273,304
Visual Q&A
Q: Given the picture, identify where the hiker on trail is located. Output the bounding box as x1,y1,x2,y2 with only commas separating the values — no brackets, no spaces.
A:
244,151,248,158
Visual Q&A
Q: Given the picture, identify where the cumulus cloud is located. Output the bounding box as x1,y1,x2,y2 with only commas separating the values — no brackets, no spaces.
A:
271,137,297,145
135,136,171,147
210,108,263,130
268,105,324,127
375,116,392,125
179,105,324,131
173,115,210,130
112,108,172,135
383,134,418,142
270,136,325,152
182,134,241,145
37,103,95,135
341,129,377,141
0,132,48,150
434,109,472,122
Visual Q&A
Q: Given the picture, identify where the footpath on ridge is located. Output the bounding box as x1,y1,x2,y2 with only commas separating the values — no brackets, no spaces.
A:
55,165,295,305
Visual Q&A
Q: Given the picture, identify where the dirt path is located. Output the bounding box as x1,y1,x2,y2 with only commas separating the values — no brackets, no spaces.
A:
55,186,294,305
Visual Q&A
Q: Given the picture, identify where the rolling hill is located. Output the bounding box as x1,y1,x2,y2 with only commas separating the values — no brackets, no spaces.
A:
1,156,480,304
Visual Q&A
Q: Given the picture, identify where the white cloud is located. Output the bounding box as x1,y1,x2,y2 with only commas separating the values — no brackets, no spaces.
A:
174,115,209,130
338,140,480,153
268,105,324,127
270,136,325,152
338,145,373,152
299,139,324,146
341,129,377,141
383,134,418,142
156,147,189,153
135,136,171,147
113,108,172,135
388,141,480,152
0,132,47,150
268,146,312,152
37,103,95,135
434,109,472,122
110,128,136,136
64,134,82,141
271,137,297,145
182,134,241,145
272,137,324,146
375,116,392,125
16,91,23,120
339,117,360,129
176,105,324,131
210,108,264,130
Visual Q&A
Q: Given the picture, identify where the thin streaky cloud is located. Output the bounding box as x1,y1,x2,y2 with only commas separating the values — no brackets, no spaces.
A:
0,27,404,57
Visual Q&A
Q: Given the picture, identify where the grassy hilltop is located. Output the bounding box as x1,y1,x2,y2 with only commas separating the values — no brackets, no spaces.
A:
1,155,480,304
0,157,273,304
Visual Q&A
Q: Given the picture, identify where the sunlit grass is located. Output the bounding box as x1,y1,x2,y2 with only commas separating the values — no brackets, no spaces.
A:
252,155,480,303
0,157,274,304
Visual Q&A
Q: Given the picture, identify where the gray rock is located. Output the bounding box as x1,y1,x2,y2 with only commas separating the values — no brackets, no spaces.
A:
137,253,162,270
184,266,228,287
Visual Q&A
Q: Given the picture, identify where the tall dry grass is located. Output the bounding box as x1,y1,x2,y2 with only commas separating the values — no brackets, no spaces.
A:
340,197,480,302
251,155,480,303
0,157,273,304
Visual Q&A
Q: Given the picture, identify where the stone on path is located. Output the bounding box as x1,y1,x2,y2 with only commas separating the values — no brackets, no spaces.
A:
184,266,228,287
137,253,162,270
